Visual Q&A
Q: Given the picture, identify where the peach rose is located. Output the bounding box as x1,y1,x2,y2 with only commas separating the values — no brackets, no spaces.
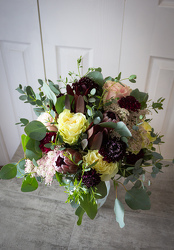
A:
37,112,58,131
103,81,132,103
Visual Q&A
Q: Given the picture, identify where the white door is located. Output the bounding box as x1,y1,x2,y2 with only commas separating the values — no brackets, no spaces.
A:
0,0,45,165
120,0,174,159
39,0,125,85
40,0,174,159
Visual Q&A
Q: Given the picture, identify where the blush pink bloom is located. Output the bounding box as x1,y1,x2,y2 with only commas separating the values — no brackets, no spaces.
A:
54,148,82,174
103,81,132,103
37,112,58,131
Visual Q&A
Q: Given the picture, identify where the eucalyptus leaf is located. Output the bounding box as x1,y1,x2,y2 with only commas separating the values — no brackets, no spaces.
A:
25,149,42,161
55,95,65,114
38,79,43,86
86,71,104,87
114,198,125,228
19,95,27,101
21,175,38,192
43,82,57,105
99,121,132,137
125,187,151,210
0,164,17,179
24,121,46,141
75,206,85,226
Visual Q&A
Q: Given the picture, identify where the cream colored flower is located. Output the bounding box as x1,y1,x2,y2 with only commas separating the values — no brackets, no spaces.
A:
103,80,132,103
58,109,88,145
37,112,58,131
83,150,118,181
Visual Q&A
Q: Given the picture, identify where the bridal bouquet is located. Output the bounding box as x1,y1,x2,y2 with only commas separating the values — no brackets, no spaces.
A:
0,57,169,228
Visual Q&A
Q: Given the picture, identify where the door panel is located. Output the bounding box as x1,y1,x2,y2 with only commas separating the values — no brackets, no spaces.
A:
120,0,174,158
39,0,125,83
0,0,45,164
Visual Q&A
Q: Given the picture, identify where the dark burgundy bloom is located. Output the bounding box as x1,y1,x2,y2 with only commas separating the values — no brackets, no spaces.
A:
126,149,144,165
80,169,101,188
72,77,99,96
39,132,57,153
99,137,127,163
118,96,141,112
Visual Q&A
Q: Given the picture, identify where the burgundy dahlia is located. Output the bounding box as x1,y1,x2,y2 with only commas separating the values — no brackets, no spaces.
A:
72,77,99,96
80,169,101,188
54,148,82,174
99,137,127,163
126,149,144,165
39,132,57,153
118,96,141,112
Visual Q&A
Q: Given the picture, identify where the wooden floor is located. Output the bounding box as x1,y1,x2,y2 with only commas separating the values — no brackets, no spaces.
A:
0,144,174,250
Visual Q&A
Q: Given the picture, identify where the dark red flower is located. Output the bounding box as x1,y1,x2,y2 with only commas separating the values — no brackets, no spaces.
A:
126,149,144,165
80,169,101,188
99,137,127,163
72,77,99,96
118,96,141,112
39,132,57,153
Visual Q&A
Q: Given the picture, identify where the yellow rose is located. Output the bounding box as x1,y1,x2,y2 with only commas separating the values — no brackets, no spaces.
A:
83,150,118,181
58,109,88,145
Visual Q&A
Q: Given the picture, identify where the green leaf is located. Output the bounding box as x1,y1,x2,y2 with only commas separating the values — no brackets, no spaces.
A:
36,100,42,106
16,161,26,178
21,175,38,192
38,79,43,86
104,76,114,82
55,95,65,114
20,118,29,126
26,138,42,154
93,116,101,124
79,193,97,220
0,164,17,179
151,152,163,160
86,71,104,87
25,149,42,161
24,121,46,141
125,187,151,210
26,86,35,97
43,82,57,105
75,206,85,226
129,75,137,80
49,81,60,95
114,198,125,228
19,95,27,101
33,108,44,117
21,134,30,152
130,89,148,109
90,88,96,95
117,72,122,81
95,181,107,199
99,121,132,137
18,159,26,170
